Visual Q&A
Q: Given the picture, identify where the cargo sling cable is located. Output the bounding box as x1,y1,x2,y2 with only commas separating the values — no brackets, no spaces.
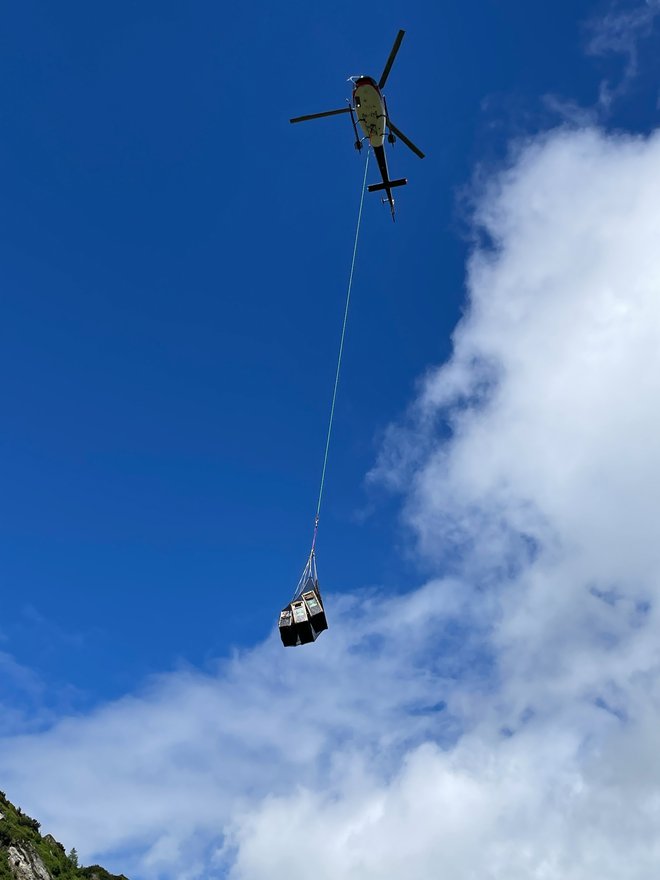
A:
313,148,371,554
279,150,371,646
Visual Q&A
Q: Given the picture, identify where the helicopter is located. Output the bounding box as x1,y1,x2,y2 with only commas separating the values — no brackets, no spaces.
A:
290,29,424,220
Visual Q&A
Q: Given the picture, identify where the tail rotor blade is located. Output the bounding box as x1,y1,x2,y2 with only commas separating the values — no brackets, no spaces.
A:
388,121,425,159
378,29,405,89
290,108,351,124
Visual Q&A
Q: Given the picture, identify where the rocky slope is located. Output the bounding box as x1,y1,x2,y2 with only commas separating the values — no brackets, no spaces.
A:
0,792,128,880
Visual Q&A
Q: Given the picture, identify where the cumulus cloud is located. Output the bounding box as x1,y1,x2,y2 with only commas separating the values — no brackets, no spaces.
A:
5,124,660,878
380,128,660,692
0,583,470,877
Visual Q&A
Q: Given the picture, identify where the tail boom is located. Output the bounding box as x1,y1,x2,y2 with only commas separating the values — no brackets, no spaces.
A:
369,144,407,219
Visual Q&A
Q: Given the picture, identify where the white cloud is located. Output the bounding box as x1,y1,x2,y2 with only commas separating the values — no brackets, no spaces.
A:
5,124,660,878
361,126,660,877
226,727,660,880
0,583,468,877
386,128,660,684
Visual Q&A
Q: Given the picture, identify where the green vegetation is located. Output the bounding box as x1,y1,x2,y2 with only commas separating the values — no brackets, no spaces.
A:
0,792,128,880
0,848,14,880
79,868,129,880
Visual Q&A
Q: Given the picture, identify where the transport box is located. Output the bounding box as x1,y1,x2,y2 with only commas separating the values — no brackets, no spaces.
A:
278,580,328,647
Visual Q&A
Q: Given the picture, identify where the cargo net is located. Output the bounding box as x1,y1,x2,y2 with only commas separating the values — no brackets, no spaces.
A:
278,552,328,647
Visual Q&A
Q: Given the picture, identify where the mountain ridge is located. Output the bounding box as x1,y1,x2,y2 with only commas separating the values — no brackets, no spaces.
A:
0,791,128,880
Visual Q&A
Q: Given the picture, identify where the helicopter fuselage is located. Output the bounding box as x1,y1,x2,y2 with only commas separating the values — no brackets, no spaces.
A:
352,77,386,147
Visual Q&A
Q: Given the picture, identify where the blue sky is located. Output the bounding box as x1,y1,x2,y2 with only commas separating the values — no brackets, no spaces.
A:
3,2,660,878
0,0,634,697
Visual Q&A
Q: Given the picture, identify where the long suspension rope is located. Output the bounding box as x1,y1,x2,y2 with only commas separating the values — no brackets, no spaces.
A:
310,148,371,557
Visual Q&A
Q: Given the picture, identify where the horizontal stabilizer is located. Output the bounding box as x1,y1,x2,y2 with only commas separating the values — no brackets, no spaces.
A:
367,178,407,193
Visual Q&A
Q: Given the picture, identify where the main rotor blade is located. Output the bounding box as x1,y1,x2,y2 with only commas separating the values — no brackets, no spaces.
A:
290,107,351,123
378,29,405,89
388,121,425,159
